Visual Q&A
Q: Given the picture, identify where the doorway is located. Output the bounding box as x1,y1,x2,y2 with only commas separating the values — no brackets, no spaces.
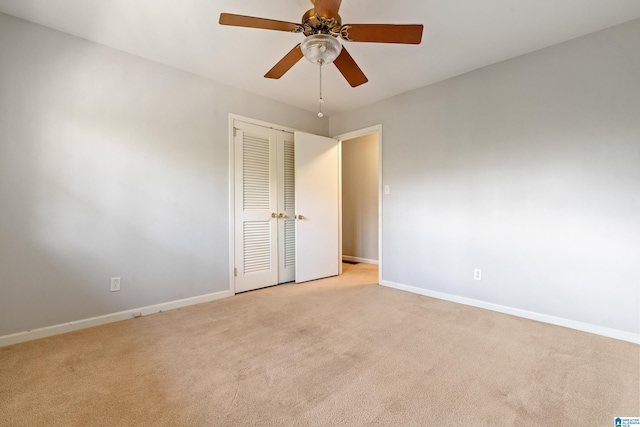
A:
335,125,383,284
341,133,379,265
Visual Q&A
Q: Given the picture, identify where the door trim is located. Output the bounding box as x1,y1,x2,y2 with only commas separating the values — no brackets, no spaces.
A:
332,125,383,285
228,114,299,295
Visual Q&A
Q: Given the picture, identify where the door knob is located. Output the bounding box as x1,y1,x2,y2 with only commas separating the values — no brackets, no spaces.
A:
278,213,286,218
296,214,305,220
271,212,277,218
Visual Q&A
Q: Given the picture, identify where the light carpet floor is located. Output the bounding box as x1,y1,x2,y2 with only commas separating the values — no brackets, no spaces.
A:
1,263,638,426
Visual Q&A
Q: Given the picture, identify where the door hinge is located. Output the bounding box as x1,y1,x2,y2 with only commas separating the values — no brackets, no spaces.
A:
233,127,237,137
234,267,238,277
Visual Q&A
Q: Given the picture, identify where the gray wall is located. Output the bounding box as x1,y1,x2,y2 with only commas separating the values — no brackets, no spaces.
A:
0,12,328,336
342,134,379,262
330,19,640,335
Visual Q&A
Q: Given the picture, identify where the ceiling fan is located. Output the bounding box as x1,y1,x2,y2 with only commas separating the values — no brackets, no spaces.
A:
219,0,424,88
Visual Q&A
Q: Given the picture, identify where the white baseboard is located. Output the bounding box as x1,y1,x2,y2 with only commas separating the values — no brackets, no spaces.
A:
0,290,233,348
342,255,379,265
380,280,640,345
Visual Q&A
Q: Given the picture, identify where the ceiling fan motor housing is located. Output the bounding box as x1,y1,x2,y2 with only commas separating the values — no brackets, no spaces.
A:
301,8,342,37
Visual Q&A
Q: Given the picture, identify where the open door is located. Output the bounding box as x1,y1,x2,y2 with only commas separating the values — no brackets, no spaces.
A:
294,131,340,283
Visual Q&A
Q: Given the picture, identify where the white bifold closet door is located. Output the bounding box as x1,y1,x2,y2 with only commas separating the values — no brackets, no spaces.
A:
234,121,338,293
234,121,294,292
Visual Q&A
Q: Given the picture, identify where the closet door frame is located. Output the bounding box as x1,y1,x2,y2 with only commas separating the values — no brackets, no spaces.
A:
228,114,300,294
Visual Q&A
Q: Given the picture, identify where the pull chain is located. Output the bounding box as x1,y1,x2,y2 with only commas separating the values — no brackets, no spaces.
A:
318,60,324,118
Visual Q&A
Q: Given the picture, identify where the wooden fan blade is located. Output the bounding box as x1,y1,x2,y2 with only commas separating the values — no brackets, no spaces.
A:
333,47,368,88
341,24,423,44
219,13,302,33
264,44,304,79
313,0,342,19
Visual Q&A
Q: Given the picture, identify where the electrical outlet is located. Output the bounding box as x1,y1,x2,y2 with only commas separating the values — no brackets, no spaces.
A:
473,269,482,281
110,277,121,292
384,185,390,195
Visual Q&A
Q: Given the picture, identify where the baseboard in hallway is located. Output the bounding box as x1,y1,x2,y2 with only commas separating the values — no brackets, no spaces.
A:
342,255,378,265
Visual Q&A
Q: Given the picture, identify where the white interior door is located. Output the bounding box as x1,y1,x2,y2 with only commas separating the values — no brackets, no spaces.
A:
234,122,278,293
294,131,340,283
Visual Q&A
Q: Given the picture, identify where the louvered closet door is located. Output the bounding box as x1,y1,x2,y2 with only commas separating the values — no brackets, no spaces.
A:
234,122,279,293
277,132,296,283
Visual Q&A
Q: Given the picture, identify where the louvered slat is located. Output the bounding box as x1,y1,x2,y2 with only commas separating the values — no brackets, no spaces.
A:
243,134,271,210
284,220,296,268
283,139,295,271
243,222,271,273
284,140,295,211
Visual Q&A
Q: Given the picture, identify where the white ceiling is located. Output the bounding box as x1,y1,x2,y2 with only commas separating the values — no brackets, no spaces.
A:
1,0,640,116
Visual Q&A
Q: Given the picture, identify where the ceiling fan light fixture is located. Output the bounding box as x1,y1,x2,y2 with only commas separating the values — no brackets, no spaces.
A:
300,34,342,65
